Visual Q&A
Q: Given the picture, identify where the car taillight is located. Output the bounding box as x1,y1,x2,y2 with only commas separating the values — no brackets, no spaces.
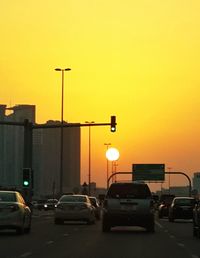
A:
56,204,64,210
80,204,87,210
10,204,19,212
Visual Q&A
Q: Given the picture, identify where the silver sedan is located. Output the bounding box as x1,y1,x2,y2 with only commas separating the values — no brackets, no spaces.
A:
0,190,32,234
54,194,95,225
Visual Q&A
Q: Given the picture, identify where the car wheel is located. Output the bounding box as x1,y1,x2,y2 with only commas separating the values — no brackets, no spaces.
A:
24,222,31,234
24,225,31,234
193,225,197,237
102,219,111,232
87,215,96,225
16,218,25,235
146,222,155,233
197,226,200,238
16,225,24,235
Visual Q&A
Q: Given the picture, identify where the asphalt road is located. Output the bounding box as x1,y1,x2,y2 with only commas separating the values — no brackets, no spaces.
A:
0,210,199,258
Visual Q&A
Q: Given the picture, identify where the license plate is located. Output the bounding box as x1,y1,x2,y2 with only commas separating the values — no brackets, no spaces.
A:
121,205,137,211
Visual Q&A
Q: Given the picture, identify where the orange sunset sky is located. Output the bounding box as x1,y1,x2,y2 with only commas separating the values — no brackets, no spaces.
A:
1,1,200,192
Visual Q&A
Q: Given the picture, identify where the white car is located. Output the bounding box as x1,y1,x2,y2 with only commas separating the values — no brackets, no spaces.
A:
44,198,58,210
0,190,32,234
54,194,95,225
89,196,101,220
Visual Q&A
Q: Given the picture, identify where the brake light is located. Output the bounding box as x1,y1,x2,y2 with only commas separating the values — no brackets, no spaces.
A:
56,204,64,210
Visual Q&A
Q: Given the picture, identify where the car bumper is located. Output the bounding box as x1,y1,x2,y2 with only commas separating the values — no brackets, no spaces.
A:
55,209,94,221
103,211,154,227
0,212,23,229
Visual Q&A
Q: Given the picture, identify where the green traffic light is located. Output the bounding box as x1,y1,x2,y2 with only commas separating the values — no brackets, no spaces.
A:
110,115,116,132
111,126,116,132
23,181,29,186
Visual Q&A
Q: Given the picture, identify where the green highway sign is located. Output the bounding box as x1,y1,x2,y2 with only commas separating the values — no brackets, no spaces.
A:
132,164,165,181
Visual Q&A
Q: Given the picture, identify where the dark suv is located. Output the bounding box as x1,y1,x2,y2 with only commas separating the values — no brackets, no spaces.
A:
102,182,155,232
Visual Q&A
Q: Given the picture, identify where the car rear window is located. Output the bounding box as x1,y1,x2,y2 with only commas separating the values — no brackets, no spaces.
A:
174,198,195,206
106,183,152,199
60,195,87,203
0,192,17,202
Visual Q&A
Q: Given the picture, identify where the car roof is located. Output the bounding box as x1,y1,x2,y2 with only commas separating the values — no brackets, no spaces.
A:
0,190,17,194
174,197,194,200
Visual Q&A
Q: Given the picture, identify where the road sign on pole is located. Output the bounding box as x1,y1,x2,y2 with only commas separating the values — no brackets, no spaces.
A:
132,164,165,181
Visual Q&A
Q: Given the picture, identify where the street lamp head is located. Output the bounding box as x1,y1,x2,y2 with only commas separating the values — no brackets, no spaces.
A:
85,121,95,124
55,68,71,71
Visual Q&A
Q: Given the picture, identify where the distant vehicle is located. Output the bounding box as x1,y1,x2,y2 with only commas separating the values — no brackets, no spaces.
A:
54,194,95,225
168,197,195,222
193,199,200,238
31,200,38,208
89,196,101,220
102,182,155,233
44,199,58,211
158,194,175,218
35,199,47,210
152,194,159,210
0,190,32,234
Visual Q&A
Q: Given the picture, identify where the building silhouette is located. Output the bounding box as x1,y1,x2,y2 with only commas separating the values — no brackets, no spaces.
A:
193,172,200,194
0,104,80,198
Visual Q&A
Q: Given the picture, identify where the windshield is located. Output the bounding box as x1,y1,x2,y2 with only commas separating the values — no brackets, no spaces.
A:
0,192,17,202
60,195,87,203
174,198,195,206
106,183,152,199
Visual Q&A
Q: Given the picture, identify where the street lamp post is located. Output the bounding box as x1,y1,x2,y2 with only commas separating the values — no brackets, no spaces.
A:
55,68,71,196
85,121,95,195
167,167,172,194
104,143,111,185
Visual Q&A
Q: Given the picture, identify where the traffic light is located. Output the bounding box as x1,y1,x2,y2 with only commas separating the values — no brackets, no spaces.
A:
23,168,31,187
110,116,116,132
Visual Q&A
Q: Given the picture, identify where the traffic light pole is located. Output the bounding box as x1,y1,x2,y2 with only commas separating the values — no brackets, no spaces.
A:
0,116,117,199
23,119,33,203
23,119,33,170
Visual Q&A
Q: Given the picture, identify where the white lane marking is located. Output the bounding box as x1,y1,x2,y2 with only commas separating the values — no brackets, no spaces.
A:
177,243,185,248
155,221,163,228
46,240,54,245
169,234,175,239
63,233,69,237
191,255,199,258
20,252,32,257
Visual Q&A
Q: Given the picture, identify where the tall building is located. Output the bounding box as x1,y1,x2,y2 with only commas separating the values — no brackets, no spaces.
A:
33,120,81,198
0,104,81,198
0,105,35,188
